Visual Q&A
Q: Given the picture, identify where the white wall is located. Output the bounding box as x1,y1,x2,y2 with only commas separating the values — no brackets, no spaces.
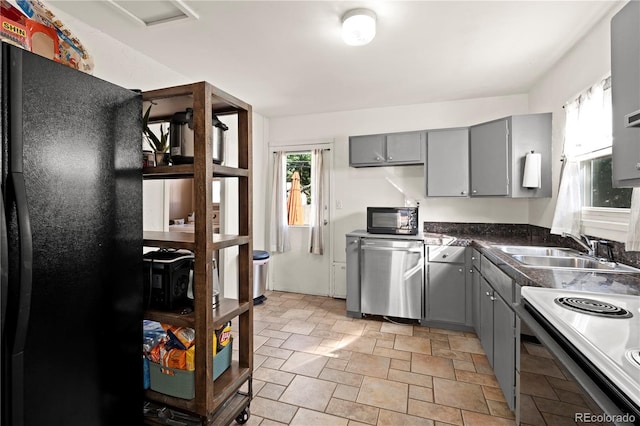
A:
528,2,626,228
267,95,530,263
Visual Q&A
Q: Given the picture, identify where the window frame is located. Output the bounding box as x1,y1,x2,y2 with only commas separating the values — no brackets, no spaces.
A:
577,147,631,241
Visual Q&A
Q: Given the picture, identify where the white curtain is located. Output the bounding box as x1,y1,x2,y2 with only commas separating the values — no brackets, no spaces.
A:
551,78,611,236
269,151,290,253
309,149,327,255
626,188,640,251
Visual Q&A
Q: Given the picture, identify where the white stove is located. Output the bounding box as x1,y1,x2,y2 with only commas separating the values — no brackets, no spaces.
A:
521,287,640,416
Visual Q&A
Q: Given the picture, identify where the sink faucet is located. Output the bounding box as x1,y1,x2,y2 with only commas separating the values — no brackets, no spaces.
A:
561,232,595,256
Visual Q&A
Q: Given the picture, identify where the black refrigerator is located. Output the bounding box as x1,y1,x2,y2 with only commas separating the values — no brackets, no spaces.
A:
0,43,143,425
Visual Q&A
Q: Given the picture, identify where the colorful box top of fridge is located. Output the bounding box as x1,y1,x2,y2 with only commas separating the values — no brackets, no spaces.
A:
1,0,93,73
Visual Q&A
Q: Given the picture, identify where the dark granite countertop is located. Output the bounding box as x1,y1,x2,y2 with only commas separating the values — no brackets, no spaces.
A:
435,232,640,296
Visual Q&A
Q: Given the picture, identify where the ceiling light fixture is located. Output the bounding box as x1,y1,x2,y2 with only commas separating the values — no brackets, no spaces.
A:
341,8,377,46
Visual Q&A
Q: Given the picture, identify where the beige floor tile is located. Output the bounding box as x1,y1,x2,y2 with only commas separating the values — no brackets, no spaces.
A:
373,346,412,361
325,398,379,425
280,334,324,352
378,409,434,426
319,367,364,387
453,359,476,372
281,308,314,320
257,383,286,400
448,335,485,354
332,320,366,336
407,399,463,425
250,396,299,424
470,353,493,375
432,347,473,362
429,327,466,336
409,385,433,402
390,358,411,372
487,399,516,419
413,329,451,342
333,384,360,401
387,369,432,388
253,367,296,387
431,339,451,351
261,357,285,370
290,408,349,426
259,329,292,340
380,322,414,336
253,354,267,369
454,370,500,388
254,345,294,360
260,419,288,426
411,353,455,379
254,334,269,350
394,335,432,355
280,351,329,377
356,376,408,413
520,353,565,379
310,329,347,340
326,358,349,371
341,336,377,354
363,330,397,341
347,421,370,426
461,410,516,425
281,320,316,335
279,375,337,411
264,337,285,348
482,385,507,402
345,352,391,379
433,377,489,414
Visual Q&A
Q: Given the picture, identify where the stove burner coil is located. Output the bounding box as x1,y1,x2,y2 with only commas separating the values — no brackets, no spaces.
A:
554,297,633,318
627,350,640,369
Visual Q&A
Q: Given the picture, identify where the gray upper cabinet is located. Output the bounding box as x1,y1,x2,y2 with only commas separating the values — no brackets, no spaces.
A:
349,131,423,167
469,113,552,198
470,119,510,196
425,128,469,197
611,1,640,187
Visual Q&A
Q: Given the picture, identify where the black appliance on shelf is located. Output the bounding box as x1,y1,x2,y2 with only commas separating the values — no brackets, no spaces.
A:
143,249,194,311
366,206,419,235
0,43,143,425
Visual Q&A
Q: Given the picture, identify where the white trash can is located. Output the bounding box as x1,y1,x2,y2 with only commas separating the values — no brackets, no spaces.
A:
253,250,269,305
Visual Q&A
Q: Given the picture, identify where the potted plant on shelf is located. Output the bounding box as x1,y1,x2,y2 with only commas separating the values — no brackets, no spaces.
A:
143,104,170,166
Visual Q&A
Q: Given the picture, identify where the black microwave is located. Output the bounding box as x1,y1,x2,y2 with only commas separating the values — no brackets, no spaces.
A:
367,207,419,235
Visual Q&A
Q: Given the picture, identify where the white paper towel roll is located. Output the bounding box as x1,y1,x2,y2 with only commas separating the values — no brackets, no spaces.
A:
522,152,542,188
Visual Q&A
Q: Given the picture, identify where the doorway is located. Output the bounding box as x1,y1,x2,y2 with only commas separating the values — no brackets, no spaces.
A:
270,144,332,296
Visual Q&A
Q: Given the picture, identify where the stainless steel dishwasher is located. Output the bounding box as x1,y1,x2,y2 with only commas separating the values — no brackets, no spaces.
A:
360,238,424,319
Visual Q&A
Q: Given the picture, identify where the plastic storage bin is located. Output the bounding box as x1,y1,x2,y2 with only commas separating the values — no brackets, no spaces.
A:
253,250,269,305
148,339,233,400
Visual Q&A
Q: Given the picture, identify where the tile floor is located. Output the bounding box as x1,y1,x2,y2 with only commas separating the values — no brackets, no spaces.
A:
238,291,516,426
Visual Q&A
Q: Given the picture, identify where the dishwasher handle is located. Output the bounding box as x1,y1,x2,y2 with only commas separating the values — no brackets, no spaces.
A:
360,245,423,254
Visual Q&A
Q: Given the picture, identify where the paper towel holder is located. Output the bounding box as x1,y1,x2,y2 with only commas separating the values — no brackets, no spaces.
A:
522,150,542,189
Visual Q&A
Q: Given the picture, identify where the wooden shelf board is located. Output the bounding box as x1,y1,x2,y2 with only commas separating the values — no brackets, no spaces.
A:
144,364,250,419
143,164,248,179
144,300,250,329
143,232,250,250
209,392,250,426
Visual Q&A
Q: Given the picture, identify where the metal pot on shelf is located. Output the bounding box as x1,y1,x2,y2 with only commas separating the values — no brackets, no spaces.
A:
169,108,228,165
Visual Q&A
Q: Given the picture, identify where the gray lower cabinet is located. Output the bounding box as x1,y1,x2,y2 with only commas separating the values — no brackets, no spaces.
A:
349,131,423,167
471,250,481,336
346,235,361,317
476,255,517,411
469,114,552,198
611,0,640,187
425,246,471,328
425,128,469,197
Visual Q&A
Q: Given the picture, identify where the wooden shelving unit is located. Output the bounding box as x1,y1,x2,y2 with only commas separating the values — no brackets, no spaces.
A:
142,82,253,424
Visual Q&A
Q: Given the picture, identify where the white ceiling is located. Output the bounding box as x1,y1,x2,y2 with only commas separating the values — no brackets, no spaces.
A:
49,1,619,118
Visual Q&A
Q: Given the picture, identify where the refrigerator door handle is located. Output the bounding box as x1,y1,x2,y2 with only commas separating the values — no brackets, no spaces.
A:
1,192,7,333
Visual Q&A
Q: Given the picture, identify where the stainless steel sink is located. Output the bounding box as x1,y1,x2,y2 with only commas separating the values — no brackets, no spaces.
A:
495,245,581,257
510,255,640,273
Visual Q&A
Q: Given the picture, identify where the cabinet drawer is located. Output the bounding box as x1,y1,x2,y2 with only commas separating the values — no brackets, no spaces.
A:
428,245,466,263
481,256,513,303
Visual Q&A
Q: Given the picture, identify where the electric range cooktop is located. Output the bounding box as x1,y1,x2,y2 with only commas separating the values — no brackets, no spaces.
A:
521,287,640,410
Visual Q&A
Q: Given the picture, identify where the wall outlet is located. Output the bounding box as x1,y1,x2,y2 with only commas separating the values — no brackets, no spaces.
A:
336,199,343,209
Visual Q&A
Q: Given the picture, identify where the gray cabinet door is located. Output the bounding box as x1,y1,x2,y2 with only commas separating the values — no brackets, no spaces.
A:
386,131,423,164
493,295,516,410
349,135,385,166
612,1,640,186
479,277,494,365
426,128,469,197
472,265,481,334
346,236,361,316
427,263,466,324
470,119,510,196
